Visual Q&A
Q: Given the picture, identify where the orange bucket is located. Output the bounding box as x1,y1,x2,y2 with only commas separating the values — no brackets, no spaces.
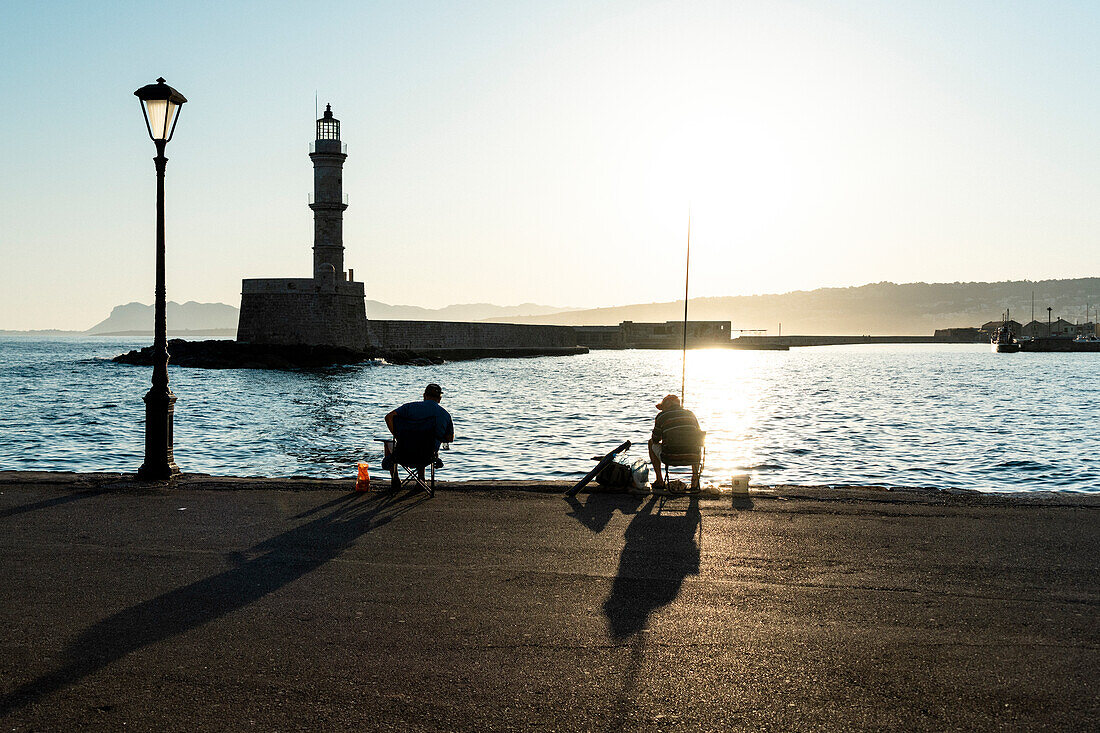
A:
355,462,370,492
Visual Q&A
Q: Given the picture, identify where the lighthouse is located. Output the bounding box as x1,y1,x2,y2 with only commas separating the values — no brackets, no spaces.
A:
236,103,368,349
310,104,348,279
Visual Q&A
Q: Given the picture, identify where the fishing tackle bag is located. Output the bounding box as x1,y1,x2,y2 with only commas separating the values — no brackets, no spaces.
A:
596,459,633,490
596,458,649,491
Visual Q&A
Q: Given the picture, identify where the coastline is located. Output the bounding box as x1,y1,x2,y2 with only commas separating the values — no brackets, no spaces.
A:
4,470,1096,505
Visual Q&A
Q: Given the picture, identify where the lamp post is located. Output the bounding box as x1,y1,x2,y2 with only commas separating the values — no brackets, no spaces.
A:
1047,306,1053,338
134,78,186,480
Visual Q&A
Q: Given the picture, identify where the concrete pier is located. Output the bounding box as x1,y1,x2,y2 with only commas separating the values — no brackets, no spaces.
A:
1,472,1097,730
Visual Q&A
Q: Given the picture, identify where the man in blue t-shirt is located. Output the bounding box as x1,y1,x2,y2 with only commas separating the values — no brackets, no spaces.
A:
382,383,455,484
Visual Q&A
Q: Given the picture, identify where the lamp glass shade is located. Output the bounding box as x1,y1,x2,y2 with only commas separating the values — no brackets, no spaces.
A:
144,99,180,141
134,78,186,142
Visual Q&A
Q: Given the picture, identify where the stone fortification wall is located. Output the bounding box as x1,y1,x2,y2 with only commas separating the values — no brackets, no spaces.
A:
735,335,936,348
237,278,367,349
367,320,578,350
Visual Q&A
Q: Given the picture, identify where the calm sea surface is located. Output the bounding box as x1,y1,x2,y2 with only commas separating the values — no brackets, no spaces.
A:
1,336,1096,492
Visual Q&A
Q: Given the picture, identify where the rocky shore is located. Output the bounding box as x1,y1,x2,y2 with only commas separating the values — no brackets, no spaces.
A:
112,339,587,369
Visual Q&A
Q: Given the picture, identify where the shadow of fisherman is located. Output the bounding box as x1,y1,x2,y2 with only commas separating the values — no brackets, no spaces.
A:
603,494,701,640
0,490,425,717
564,491,644,534
595,494,702,731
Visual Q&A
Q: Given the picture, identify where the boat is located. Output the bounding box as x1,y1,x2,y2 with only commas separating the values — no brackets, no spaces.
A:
992,325,1020,353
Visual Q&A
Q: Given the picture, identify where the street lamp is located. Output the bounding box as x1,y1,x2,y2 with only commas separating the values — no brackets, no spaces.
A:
1047,306,1053,338
134,78,186,480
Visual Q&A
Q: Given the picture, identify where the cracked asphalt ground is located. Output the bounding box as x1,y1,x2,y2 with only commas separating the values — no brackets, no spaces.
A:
1,473,1097,731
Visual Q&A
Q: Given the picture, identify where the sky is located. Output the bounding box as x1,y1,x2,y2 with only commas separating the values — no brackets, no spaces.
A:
1,0,1097,330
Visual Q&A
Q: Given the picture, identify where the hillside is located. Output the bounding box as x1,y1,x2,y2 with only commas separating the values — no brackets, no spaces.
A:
81,300,576,334
58,279,1100,336
485,279,1100,334
365,301,578,321
87,302,242,334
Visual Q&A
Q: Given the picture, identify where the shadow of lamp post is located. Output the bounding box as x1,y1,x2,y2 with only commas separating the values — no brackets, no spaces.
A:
134,78,186,480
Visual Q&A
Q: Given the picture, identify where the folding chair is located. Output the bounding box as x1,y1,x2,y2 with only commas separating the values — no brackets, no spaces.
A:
377,430,439,498
659,429,706,492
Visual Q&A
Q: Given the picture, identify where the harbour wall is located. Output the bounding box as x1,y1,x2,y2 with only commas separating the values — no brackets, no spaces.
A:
735,335,938,348
1019,337,1100,352
571,320,943,350
237,289,587,358
576,334,938,350
367,320,582,356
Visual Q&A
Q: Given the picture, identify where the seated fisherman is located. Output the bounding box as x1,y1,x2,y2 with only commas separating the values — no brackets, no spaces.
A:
382,383,455,480
648,393,702,491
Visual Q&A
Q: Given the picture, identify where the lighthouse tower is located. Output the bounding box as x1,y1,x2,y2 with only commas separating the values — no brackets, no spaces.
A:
236,103,368,349
310,104,347,279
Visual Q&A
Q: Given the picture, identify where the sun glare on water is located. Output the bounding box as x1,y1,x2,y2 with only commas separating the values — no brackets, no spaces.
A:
675,348,773,480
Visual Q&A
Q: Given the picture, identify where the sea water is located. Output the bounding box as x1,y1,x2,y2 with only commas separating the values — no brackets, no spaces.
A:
0,336,1096,492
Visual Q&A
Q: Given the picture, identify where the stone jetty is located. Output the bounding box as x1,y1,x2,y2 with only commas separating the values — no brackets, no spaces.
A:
113,338,587,369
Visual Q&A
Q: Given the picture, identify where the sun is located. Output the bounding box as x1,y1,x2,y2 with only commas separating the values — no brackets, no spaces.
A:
638,112,801,295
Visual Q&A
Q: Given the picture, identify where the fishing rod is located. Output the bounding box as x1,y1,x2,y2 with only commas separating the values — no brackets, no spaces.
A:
681,209,691,405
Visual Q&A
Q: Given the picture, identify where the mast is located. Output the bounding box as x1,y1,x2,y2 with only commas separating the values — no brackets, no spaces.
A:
681,210,691,404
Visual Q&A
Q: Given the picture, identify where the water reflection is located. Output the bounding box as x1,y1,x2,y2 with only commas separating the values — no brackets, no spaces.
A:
283,368,377,468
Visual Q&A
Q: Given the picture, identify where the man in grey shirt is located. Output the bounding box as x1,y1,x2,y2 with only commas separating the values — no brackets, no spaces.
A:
649,393,702,490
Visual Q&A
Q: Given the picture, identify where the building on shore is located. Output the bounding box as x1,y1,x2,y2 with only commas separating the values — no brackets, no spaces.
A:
949,318,1100,340
573,325,625,349
1019,318,1093,338
932,327,984,342
1020,320,1046,338
979,319,1022,337
237,105,368,349
622,320,731,348
574,320,732,349
1049,318,1078,337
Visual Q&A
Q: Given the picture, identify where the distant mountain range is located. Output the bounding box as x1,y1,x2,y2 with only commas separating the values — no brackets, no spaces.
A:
5,278,1096,336
87,301,241,334
363,301,579,322
74,300,580,336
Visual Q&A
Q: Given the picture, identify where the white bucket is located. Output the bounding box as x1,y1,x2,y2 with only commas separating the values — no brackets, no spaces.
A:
730,474,751,495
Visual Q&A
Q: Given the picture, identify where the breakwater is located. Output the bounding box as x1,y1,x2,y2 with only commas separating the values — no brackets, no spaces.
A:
170,318,590,367
572,320,941,350
578,335,938,351
1019,337,1100,352
367,319,580,353
113,338,586,369
735,335,937,348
